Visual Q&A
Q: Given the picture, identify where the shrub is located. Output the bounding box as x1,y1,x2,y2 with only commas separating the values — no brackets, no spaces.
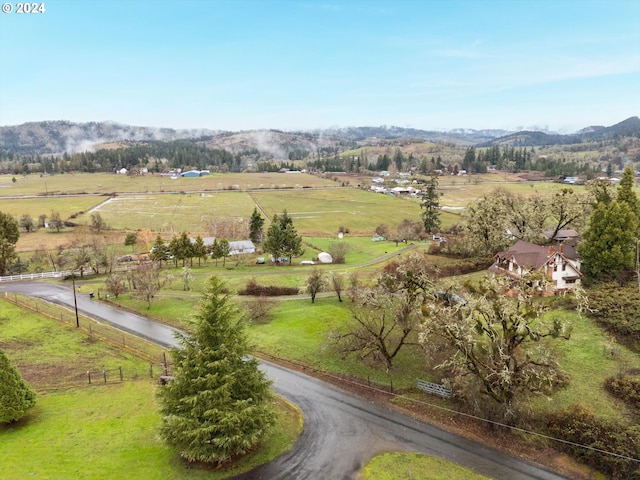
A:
545,404,640,479
605,375,640,410
586,281,640,352
238,278,299,297
244,296,278,322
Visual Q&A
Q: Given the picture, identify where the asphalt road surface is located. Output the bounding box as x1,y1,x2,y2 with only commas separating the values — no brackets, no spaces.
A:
1,281,569,480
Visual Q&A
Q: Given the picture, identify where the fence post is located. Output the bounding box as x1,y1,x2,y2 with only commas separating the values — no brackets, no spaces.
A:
163,352,168,375
119,366,123,381
149,363,153,377
102,369,107,383
122,335,126,347
87,371,92,384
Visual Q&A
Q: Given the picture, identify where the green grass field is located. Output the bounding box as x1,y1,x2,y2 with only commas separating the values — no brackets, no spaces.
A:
360,452,491,480
0,299,302,480
0,172,339,197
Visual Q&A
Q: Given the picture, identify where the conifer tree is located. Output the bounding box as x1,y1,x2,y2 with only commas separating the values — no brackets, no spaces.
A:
158,276,275,464
420,175,441,233
249,207,265,243
617,166,639,223
579,200,638,277
0,348,36,423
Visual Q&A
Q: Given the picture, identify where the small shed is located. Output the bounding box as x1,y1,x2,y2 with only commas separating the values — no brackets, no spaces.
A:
228,240,256,255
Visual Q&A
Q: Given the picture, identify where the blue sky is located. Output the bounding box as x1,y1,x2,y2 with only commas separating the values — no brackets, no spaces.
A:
1,0,638,133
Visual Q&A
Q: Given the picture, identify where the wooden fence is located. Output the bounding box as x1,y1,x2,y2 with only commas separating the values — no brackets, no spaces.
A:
2,293,165,363
416,379,453,398
0,271,71,282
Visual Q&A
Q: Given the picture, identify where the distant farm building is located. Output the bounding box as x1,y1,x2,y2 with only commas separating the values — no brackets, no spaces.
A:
228,240,256,255
180,170,210,177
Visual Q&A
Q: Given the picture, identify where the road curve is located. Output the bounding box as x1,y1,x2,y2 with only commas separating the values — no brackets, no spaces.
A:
1,281,568,480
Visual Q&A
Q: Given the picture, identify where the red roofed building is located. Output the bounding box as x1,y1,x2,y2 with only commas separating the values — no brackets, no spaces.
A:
489,239,582,291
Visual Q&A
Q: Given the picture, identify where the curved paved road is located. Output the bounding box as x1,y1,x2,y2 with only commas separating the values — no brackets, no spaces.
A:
1,281,568,480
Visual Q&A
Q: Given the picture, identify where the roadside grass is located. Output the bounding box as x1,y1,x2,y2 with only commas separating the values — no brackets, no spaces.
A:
359,452,491,480
248,297,427,390
0,299,302,479
0,300,152,388
0,382,301,480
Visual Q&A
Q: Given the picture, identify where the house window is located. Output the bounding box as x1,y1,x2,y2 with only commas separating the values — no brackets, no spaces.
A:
566,278,576,284
562,262,566,271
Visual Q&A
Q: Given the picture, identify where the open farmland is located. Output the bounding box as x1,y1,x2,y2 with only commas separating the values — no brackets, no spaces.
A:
83,191,258,233
0,172,339,197
6,172,597,254
0,195,104,220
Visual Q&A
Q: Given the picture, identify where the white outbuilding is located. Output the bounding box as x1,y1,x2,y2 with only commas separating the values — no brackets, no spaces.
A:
317,252,333,264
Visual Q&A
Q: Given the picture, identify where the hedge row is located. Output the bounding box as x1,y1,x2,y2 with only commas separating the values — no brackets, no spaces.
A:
544,404,640,479
238,279,299,297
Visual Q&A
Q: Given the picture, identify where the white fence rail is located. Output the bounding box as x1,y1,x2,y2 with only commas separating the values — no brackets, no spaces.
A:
416,379,453,398
0,271,71,282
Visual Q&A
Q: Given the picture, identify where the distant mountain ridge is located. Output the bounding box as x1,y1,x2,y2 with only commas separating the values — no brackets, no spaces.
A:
0,121,219,155
479,116,640,147
0,117,637,156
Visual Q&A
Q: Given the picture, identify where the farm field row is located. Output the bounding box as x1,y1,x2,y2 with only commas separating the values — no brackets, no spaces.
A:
0,172,340,196
5,173,581,254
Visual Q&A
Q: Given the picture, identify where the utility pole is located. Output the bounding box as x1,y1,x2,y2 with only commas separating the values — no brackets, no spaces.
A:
72,275,79,328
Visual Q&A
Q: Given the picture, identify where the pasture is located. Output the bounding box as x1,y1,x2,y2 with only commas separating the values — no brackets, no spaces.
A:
0,299,302,480
6,171,583,255
0,172,339,197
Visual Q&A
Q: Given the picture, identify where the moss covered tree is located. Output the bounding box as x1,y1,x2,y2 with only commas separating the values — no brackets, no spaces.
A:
157,276,275,465
0,348,36,423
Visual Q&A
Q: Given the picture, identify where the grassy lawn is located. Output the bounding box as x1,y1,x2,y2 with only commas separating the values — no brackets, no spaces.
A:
528,309,640,421
359,452,491,480
248,297,429,390
0,382,301,480
0,299,302,479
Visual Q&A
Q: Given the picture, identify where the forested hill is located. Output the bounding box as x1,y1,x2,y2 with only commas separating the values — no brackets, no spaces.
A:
0,121,219,155
0,117,637,158
481,116,640,147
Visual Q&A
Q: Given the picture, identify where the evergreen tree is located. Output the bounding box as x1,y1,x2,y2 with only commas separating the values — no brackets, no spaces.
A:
282,223,304,265
263,211,303,265
0,348,36,423
210,239,222,266
420,176,441,233
124,232,138,251
0,211,19,276
249,208,265,243
263,214,286,263
151,235,168,264
218,238,230,266
579,200,638,277
192,235,208,267
157,276,275,465
617,166,639,222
